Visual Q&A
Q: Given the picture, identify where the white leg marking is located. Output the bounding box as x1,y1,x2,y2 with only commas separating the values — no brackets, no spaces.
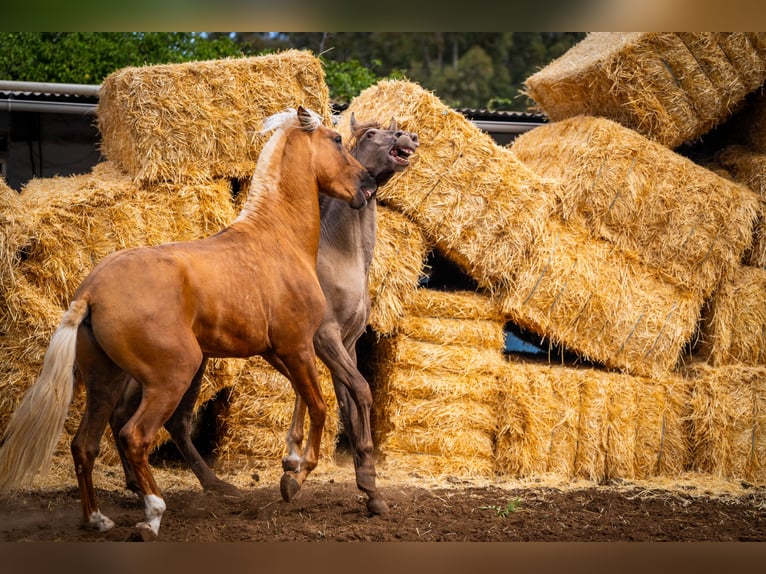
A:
136,494,166,537
88,511,115,532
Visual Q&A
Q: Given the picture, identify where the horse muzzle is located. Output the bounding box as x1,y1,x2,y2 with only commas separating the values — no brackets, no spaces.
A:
352,175,377,209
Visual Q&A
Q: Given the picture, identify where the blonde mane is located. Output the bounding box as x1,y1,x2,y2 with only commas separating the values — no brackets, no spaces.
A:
261,107,324,135
236,107,326,222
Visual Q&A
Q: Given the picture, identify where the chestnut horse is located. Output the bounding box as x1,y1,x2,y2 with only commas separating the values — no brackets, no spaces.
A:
0,106,376,540
111,115,419,515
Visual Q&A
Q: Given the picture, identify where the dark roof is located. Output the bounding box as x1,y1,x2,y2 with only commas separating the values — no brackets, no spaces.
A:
454,107,547,123
332,102,547,124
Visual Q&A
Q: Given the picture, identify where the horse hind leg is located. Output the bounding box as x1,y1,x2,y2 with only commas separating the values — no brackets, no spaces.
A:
117,364,194,541
71,327,131,532
316,332,388,515
110,377,142,494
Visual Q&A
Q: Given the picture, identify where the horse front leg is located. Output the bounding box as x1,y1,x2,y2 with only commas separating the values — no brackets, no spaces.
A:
274,348,326,503
262,352,305,474
283,396,307,473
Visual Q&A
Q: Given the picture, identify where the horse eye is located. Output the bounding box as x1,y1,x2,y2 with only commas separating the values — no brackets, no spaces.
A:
334,135,342,144
366,131,375,138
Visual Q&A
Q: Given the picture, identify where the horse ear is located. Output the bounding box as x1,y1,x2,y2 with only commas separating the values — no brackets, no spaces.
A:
387,117,398,131
296,106,316,130
350,113,366,139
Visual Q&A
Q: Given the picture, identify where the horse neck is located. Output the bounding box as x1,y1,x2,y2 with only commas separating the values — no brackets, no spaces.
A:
319,194,377,270
234,129,321,255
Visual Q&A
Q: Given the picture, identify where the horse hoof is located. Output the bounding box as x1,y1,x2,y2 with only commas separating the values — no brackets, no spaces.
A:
135,522,158,542
366,498,389,516
280,472,301,502
86,511,115,532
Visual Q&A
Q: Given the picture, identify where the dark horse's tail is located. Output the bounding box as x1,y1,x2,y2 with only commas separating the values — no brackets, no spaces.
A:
0,300,88,490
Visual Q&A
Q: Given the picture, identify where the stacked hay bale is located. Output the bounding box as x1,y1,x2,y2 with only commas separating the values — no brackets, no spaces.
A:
715,145,766,267
684,362,766,483
342,79,739,378
697,265,766,367
371,289,507,478
0,165,239,462
523,33,766,148
366,205,431,335
496,359,691,481
510,116,759,297
98,49,330,184
496,219,703,378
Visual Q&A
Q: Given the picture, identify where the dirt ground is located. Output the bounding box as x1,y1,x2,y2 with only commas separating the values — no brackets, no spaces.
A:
1,453,765,543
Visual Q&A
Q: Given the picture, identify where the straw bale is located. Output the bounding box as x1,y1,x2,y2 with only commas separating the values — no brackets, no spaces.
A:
9,163,236,307
698,265,766,366
367,205,430,335
371,329,505,477
511,116,758,297
336,79,559,292
496,360,582,478
495,217,703,378
0,163,242,471
523,33,766,148
376,335,507,379
217,356,339,465
496,358,690,481
398,315,505,350
714,145,766,266
717,34,766,94
404,288,503,322
684,362,766,483
379,369,501,404
98,50,331,184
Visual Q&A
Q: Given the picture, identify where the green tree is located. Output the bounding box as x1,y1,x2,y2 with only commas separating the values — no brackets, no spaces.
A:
0,32,246,84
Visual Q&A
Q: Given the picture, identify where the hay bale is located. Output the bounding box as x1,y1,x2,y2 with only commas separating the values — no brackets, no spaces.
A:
370,290,507,478
404,287,502,321
10,163,236,306
684,362,766,483
495,217,703,378
698,265,766,366
496,358,691,481
511,116,758,296
217,356,339,466
715,145,766,267
367,206,430,335
336,79,559,293
98,50,331,184
523,33,766,148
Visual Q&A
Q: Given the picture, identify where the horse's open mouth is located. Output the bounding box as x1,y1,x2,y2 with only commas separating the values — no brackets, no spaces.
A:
390,145,415,166
363,187,375,200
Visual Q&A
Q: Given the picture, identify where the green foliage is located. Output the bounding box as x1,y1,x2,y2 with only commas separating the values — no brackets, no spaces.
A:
321,57,383,105
0,32,244,84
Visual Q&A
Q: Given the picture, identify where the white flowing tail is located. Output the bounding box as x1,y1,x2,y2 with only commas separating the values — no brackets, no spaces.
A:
0,300,88,490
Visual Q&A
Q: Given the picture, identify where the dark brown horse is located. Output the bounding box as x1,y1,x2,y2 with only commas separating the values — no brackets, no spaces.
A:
111,115,419,515
0,106,376,539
